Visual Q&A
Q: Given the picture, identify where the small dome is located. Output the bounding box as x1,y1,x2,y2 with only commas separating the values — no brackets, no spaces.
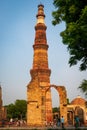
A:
71,96,86,106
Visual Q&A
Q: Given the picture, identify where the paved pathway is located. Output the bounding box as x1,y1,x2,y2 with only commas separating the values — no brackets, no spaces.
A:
0,126,87,130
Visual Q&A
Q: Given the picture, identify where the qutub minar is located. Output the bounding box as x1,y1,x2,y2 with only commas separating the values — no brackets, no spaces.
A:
0,4,87,126
27,4,67,126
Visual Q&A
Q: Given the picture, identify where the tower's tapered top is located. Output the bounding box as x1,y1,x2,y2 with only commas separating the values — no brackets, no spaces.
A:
36,4,45,24
30,4,51,77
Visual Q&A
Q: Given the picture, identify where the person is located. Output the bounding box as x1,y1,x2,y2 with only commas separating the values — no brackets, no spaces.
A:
61,116,64,128
9,118,13,126
57,117,61,127
74,115,79,128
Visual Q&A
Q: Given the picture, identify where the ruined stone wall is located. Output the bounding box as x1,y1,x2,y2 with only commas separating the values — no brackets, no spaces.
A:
27,77,43,126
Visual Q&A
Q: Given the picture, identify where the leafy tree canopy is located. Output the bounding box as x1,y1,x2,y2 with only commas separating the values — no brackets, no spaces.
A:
52,0,87,71
52,107,59,113
78,79,87,97
5,100,27,119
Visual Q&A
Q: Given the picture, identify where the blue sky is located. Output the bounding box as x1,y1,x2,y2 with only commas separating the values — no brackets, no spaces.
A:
0,0,87,107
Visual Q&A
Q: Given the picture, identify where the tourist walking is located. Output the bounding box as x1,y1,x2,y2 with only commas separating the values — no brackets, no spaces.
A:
74,115,79,128
61,116,64,128
57,117,61,127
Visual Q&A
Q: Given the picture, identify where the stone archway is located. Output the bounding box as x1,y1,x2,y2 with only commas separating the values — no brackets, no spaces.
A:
46,85,67,124
75,106,84,124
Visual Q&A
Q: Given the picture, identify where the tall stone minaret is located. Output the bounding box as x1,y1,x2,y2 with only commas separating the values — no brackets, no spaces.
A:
27,4,53,126
0,86,2,109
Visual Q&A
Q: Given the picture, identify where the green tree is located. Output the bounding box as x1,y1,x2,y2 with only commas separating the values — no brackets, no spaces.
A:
6,103,16,119
15,100,27,119
67,98,70,104
52,0,87,71
6,100,27,119
78,79,87,97
52,107,59,113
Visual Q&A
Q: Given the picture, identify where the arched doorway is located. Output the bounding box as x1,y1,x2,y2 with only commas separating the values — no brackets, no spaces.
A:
67,108,74,125
51,87,60,124
46,85,67,124
75,106,84,125
51,87,59,108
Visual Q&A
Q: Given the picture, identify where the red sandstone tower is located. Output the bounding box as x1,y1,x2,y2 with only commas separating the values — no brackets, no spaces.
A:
27,4,53,126
0,86,2,109
0,86,7,120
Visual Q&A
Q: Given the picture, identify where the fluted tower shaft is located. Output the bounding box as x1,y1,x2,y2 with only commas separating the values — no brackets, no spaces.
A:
27,4,53,126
